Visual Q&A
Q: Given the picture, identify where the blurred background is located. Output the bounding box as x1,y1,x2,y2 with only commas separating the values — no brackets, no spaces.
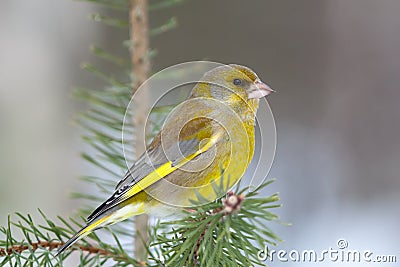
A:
1,0,399,266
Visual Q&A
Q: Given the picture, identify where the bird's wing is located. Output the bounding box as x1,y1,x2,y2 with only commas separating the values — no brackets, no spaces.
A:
114,136,199,192
86,130,223,223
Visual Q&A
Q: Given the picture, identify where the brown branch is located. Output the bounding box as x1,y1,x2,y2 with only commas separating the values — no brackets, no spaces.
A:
129,0,150,261
130,0,150,91
0,241,147,265
1,241,109,257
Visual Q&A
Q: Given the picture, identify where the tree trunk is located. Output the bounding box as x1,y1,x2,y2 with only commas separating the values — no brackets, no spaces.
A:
129,0,150,261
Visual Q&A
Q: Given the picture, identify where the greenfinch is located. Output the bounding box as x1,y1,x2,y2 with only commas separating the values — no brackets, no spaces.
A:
57,64,274,255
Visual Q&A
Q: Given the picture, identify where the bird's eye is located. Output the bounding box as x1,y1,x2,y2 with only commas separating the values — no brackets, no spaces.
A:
233,79,242,86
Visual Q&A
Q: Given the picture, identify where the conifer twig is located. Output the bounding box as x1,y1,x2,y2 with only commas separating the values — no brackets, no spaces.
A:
0,240,148,265
1,241,112,258
129,0,150,260
192,191,245,265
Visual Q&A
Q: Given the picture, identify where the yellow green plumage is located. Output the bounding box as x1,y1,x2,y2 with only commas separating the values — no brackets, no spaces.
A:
56,64,274,256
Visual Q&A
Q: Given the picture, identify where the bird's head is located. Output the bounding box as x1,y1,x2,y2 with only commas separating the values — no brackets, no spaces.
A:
190,64,274,116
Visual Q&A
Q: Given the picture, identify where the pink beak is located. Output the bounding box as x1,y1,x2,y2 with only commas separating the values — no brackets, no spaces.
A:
247,80,275,99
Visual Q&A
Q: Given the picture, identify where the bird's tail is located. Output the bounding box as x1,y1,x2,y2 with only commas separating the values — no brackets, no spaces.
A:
55,213,112,257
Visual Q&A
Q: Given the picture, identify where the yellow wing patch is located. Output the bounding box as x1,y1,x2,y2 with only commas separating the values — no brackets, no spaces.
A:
121,131,223,201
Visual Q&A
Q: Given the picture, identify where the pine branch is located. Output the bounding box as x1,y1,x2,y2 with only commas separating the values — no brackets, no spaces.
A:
0,211,144,266
129,0,151,260
72,0,182,259
147,179,281,267
0,241,114,258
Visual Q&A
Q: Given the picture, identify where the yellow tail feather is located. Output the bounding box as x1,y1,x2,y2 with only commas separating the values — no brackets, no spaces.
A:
55,214,111,257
